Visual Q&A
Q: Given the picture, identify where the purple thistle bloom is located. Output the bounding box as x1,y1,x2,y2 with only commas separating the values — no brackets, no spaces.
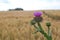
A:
34,12,42,17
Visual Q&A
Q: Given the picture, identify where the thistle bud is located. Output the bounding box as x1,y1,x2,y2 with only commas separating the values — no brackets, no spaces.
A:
46,21,51,27
30,20,36,25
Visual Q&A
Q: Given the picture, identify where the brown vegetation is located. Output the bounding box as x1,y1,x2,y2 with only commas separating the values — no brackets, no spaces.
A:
0,10,60,40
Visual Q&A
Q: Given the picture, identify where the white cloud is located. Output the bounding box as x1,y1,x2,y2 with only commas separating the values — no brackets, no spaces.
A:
0,0,60,11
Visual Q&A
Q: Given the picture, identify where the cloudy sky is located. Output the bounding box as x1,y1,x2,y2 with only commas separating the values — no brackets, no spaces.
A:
0,0,60,11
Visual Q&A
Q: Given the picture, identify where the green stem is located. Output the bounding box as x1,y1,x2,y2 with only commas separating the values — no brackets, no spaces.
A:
48,27,52,40
37,22,49,40
33,22,52,40
33,24,41,32
37,22,43,30
48,27,50,36
39,30,49,40
34,24,39,29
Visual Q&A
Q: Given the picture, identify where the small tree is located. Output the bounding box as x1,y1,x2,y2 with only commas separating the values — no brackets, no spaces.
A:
8,8,24,11
15,8,23,11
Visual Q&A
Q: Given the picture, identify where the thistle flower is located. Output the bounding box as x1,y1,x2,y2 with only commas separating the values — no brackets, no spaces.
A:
33,12,43,22
34,12,42,17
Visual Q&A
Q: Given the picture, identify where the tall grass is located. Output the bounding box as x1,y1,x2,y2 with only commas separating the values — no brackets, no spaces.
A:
0,10,60,40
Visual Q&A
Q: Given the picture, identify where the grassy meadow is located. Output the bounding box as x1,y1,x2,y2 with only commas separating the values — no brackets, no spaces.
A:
0,10,60,40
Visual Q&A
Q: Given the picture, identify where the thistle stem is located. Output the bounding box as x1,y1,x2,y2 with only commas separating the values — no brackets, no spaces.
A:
48,27,52,40
37,22,43,31
37,22,49,40
34,24,39,29
48,27,50,36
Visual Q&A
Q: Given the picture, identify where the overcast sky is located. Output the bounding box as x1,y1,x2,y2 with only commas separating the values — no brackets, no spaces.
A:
0,0,60,11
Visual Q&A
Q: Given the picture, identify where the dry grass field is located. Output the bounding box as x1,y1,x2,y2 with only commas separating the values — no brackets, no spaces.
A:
0,10,60,40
